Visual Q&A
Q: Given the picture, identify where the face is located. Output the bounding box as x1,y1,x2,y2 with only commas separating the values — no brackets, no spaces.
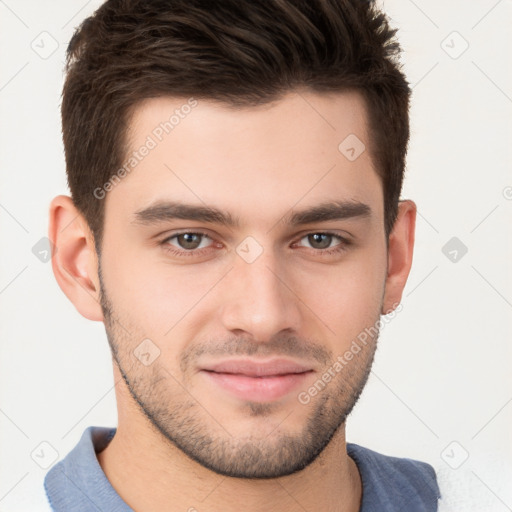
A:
97,90,389,478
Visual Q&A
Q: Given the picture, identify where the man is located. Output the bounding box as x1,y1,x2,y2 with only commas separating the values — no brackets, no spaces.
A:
44,0,440,510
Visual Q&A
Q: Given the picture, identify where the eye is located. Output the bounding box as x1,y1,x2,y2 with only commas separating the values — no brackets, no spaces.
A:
161,231,217,257
294,232,351,255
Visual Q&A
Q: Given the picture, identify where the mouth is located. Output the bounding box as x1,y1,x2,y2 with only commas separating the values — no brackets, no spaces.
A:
199,358,315,402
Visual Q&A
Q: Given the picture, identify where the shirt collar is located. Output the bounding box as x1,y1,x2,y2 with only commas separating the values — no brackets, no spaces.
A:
44,426,132,512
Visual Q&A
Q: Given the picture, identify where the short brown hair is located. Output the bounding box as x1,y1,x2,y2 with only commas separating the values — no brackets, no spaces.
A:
62,0,410,252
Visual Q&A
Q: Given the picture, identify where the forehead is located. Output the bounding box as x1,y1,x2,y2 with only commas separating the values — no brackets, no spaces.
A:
105,90,383,229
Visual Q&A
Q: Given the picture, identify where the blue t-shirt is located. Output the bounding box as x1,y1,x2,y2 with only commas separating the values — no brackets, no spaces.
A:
44,426,440,511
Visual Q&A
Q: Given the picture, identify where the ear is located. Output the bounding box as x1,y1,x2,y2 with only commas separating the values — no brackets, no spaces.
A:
381,200,416,315
48,195,104,321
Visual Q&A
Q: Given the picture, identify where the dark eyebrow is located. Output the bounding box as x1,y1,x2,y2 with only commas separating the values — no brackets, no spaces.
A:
132,201,239,228
132,200,371,229
283,200,371,226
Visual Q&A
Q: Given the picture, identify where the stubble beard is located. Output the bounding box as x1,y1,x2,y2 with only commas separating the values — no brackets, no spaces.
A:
98,267,379,479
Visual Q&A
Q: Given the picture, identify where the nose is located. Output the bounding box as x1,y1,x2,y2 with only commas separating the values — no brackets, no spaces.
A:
219,244,302,343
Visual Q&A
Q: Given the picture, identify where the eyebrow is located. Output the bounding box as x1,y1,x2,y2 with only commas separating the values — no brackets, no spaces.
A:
132,199,372,229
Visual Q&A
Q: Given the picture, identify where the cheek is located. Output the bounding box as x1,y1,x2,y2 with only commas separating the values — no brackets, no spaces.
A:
102,248,224,363
295,248,386,341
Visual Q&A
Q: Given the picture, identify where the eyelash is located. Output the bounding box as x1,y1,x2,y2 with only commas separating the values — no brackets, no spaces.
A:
160,230,351,258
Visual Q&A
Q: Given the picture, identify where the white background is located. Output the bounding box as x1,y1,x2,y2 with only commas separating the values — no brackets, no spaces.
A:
0,1,511,510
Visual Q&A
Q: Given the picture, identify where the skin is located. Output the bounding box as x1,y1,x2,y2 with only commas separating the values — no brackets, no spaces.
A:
49,89,416,512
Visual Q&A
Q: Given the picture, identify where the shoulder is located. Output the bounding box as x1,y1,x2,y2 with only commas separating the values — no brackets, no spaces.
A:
347,443,440,512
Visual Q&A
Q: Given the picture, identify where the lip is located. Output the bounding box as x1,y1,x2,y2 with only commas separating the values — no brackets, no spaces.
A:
200,358,314,402
203,358,313,377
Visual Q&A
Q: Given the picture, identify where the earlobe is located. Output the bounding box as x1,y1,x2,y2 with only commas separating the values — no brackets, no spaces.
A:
381,200,416,315
48,195,104,321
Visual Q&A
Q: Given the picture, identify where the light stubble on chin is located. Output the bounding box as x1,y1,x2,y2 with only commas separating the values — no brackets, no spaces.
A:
97,264,379,478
